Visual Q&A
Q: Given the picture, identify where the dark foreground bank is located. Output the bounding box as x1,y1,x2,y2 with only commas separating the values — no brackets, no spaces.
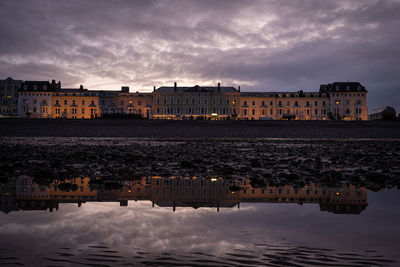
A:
0,119,399,138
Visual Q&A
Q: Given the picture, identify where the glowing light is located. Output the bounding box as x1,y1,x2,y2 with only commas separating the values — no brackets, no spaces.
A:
211,178,218,182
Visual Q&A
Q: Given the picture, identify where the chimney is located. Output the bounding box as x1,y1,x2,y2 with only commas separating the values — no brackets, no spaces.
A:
153,86,156,92
218,82,221,92
121,86,129,93
79,85,84,90
238,86,241,92
57,81,61,89
174,82,177,92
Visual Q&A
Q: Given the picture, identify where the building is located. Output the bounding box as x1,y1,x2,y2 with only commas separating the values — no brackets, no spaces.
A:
51,86,100,119
8,79,369,120
18,80,61,118
152,82,240,120
240,91,329,120
100,87,152,118
0,77,22,117
368,106,397,120
240,82,368,120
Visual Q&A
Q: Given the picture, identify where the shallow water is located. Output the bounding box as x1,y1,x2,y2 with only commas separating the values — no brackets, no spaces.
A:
0,177,399,266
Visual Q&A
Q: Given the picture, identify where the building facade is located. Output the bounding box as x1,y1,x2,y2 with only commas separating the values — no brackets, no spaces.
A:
51,87,100,119
18,80,60,118
4,77,369,120
240,82,368,121
0,77,22,117
152,82,240,120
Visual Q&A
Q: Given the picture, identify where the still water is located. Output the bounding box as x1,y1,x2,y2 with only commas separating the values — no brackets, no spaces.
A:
1,176,399,266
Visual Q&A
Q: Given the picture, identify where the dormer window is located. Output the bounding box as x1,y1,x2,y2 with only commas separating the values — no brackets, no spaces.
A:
346,86,350,91
43,85,47,90
357,86,361,91
24,85,28,90
33,85,37,90
335,86,340,91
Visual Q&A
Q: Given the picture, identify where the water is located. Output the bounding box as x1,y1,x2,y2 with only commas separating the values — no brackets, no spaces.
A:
0,177,399,266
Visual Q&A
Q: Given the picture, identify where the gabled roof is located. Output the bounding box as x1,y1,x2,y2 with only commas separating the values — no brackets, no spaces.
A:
369,106,396,115
155,85,239,93
319,82,367,93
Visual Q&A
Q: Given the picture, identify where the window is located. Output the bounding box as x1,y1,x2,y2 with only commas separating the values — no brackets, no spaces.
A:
244,101,247,106
278,101,282,106
262,101,265,106
82,100,85,105
287,101,290,106
252,101,255,106
252,109,255,115
306,101,310,107
270,101,273,106
82,108,85,114
294,101,298,106
322,101,326,107
315,109,318,115
64,100,67,105
314,101,318,106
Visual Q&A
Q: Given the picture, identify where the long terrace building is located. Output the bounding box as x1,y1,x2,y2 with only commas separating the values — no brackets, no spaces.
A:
6,77,368,120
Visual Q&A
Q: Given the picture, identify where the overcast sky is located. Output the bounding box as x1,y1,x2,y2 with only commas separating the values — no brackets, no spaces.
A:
0,0,399,110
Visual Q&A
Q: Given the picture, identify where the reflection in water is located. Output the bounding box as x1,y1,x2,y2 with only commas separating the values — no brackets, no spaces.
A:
1,176,367,214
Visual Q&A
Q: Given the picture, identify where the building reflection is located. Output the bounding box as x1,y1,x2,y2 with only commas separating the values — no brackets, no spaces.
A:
1,176,367,214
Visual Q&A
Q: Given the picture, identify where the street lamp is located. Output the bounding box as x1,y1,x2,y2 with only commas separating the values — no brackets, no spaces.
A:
335,99,340,120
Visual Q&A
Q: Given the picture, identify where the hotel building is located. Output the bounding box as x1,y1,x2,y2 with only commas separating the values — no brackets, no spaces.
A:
6,77,368,120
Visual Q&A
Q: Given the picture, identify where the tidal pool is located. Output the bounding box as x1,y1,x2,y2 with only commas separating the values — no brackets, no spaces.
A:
0,177,399,266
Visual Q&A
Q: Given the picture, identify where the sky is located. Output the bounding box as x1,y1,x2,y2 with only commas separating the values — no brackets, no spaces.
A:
0,0,399,110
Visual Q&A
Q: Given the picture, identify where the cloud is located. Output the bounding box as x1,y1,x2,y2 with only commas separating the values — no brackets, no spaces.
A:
0,0,399,109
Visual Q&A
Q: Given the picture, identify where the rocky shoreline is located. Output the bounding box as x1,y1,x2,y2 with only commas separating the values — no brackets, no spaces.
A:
1,137,399,191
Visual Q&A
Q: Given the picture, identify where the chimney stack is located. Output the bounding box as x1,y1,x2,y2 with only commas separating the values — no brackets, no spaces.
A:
174,82,177,92
238,86,240,92
79,85,84,90
153,86,156,92
218,82,221,92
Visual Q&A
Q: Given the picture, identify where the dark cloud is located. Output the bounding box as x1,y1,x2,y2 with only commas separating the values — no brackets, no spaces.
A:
0,0,399,110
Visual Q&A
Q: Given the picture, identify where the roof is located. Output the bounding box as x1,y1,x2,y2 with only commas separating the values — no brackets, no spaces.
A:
19,80,60,92
319,82,367,93
369,106,396,115
241,91,324,98
155,85,239,93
